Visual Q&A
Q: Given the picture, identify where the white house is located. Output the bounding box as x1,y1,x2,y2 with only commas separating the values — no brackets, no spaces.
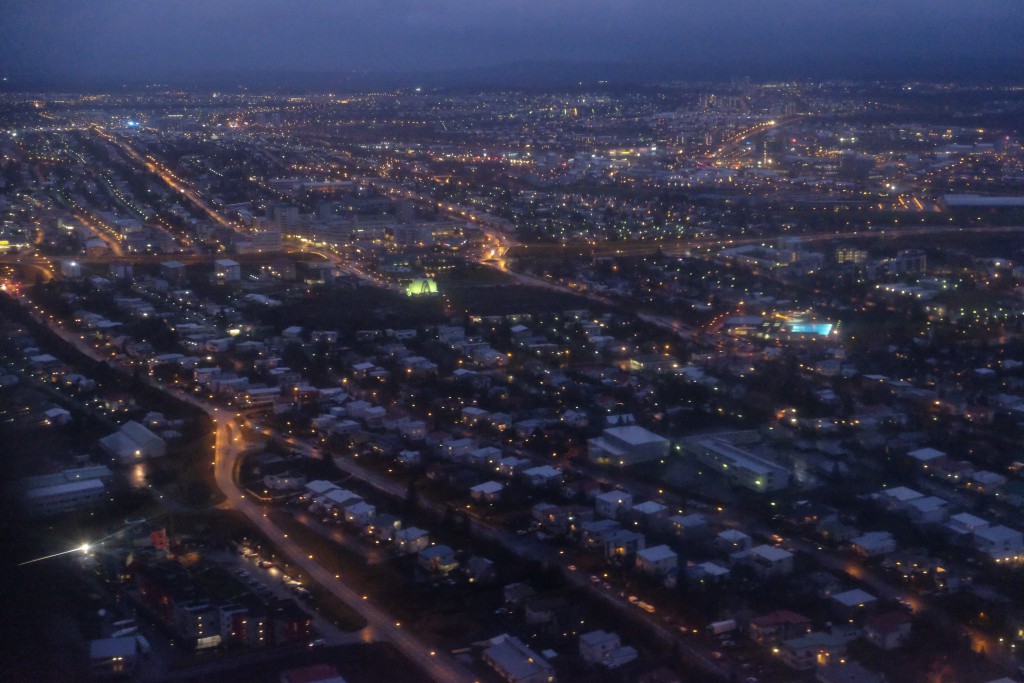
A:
523,465,562,488
749,544,795,576
849,532,897,558
628,500,668,530
635,544,678,577
906,496,949,525
344,501,376,526
395,527,430,554
440,437,476,461
214,258,241,282
470,480,505,503
878,486,923,510
946,512,990,537
830,589,877,617
604,529,645,560
973,525,1024,562
669,513,708,538
907,447,946,469
461,406,490,426
717,529,752,552
579,630,638,669
594,490,633,519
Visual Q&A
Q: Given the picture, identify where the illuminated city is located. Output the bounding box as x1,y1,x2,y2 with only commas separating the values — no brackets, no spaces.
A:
2,3,1024,683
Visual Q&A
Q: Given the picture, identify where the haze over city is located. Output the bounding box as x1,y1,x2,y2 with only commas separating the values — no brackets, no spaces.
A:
2,1,1024,86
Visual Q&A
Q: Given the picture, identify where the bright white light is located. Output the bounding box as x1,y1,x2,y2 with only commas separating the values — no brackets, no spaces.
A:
80,543,91,554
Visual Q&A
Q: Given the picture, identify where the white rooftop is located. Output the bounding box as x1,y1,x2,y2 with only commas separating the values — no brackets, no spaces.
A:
750,544,794,562
880,486,923,502
908,447,946,462
632,500,667,514
637,544,677,563
831,588,877,607
604,425,667,445
471,480,505,495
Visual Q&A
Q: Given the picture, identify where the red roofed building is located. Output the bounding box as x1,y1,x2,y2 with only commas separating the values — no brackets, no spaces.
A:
749,610,813,646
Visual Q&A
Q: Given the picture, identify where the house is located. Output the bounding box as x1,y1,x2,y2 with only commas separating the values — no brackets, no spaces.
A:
468,446,503,467
594,490,633,519
907,447,946,469
89,637,139,678
464,556,496,584
627,501,669,530
946,512,990,537
686,561,731,582
635,544,678,577
864,612,912,650
461,406,490,426
99,420,167,464
302,479,339,502
830,589,877,619
970,470,1008,493
579,630,638,669
366,514,402,542
344,501,376,526
322,489,362,515
395,527,430,554
482,634,555,683
749,544,795,576
779,631,846,670
397,419,427,441
496,456,530,477
849,532,897,558
523,465,562,488
418,545,459,575
973,525,1024,562
878,486,923,510
470,480,505,503
43,406,72,426
524,595,571,625
748,610,812,646
717,529,752,552
669,513,709,538
588,425,670,466
503,582,537,608
394,448,421,468
581,519,621,550
604,530,646,560
214,258,241,282
906,496,949,525
440,437,476,461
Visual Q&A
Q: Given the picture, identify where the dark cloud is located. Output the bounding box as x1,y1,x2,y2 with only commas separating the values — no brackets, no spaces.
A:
1,1,1022,86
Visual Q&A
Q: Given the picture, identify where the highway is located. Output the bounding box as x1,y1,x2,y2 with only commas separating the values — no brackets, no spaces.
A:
93,126,242,237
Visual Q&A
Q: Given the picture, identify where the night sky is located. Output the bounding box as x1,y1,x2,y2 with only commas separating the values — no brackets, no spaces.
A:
2,1,1022,87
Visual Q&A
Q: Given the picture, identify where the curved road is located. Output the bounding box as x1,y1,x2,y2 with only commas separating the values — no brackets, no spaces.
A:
5,290,475,683
211,410,477,683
